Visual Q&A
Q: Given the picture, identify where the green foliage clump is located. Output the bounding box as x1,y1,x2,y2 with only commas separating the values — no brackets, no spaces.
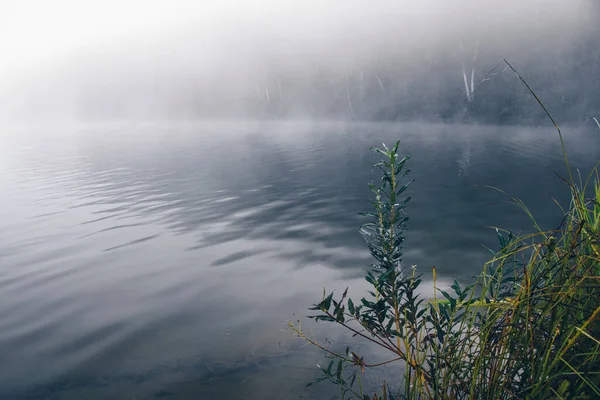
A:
289,138,600,399
289,63,600,399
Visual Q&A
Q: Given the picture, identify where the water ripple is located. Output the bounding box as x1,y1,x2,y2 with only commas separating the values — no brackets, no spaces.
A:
0,122,598,399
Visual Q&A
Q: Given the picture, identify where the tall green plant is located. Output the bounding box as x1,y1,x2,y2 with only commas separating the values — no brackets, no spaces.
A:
289,141,426,399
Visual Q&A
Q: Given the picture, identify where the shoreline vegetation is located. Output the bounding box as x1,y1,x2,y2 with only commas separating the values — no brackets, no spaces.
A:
289,60,600,399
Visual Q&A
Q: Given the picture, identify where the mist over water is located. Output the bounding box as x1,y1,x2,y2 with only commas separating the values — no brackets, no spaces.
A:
0,0,598,123
1,1,600,399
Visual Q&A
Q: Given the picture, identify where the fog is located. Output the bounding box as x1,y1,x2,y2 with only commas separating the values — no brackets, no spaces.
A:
1,0,598,124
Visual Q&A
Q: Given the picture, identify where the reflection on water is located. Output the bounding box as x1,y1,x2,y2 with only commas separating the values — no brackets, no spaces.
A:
457,140,471,176
0,121,598,399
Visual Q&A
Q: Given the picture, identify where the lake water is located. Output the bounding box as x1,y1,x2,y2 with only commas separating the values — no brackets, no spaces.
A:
1,121,598,399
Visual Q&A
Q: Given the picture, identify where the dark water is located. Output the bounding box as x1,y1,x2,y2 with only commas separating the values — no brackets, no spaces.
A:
1,121,598,399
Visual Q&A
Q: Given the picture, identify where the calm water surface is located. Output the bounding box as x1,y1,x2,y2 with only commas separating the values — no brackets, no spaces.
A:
1,121,598,399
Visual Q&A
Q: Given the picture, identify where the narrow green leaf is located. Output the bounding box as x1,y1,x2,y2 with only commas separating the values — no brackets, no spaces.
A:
327,359,334,374
348,298,355,315
322,292,334,311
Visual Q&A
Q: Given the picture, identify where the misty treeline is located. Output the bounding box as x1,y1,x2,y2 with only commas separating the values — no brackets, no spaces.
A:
2,1,598,125
236,33,600,125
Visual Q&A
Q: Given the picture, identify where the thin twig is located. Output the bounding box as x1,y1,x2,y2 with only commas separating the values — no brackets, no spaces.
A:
468,58,573,183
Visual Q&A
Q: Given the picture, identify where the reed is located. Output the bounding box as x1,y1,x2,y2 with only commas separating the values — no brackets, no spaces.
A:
289,61,600,399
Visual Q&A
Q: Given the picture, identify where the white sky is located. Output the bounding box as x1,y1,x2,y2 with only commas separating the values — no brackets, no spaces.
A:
0,0,591,80
0,0,250,75
0,0,442,78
